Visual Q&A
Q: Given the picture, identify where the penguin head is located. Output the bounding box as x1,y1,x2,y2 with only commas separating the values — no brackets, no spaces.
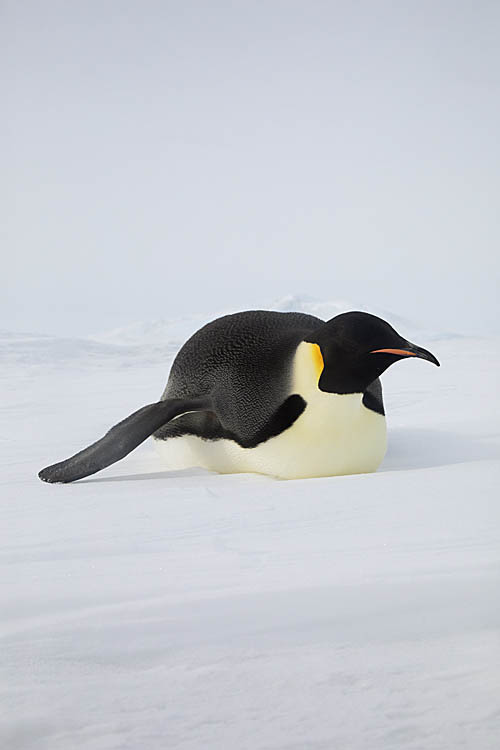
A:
308,311,440,394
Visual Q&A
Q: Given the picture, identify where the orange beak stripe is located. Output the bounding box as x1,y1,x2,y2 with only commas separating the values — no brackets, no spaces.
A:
370,348,418,356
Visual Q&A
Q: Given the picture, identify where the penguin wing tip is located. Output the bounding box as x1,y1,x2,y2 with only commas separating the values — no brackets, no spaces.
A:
38,468,52,483
38,466,64,483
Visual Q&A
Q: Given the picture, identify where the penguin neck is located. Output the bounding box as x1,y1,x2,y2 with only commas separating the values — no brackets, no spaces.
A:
293,342,364,402
288,342,387,476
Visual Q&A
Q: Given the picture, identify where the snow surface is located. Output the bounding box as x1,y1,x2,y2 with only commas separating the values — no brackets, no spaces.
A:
1,302,500,750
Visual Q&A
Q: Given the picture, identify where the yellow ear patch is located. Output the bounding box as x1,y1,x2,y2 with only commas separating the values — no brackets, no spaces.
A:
311,343,324,381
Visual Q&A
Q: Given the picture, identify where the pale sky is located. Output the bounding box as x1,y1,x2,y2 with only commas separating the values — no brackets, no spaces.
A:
4,0,499,336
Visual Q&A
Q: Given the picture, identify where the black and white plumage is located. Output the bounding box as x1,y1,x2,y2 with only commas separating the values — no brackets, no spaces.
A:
39,310,439,483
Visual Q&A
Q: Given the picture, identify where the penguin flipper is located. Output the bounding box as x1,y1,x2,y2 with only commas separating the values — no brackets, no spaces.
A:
38,396,213,483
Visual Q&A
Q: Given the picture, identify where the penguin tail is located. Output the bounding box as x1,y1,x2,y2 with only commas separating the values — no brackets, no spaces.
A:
38,395,213,484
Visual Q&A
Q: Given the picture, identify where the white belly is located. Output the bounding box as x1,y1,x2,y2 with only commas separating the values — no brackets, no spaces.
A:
153,342,387,479
153,395,386,479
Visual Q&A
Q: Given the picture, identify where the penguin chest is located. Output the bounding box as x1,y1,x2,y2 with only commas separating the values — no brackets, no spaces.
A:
252,340,387,478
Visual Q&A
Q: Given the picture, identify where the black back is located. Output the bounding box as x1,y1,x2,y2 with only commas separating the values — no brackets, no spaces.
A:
155,310,321,446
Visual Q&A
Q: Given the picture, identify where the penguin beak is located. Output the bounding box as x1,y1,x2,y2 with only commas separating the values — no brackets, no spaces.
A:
370,343,440,366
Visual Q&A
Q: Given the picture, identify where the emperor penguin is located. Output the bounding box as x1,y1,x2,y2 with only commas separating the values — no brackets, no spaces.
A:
38,310,439,483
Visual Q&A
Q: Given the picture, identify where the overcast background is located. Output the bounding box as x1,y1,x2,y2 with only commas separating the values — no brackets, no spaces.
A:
4,0,499,337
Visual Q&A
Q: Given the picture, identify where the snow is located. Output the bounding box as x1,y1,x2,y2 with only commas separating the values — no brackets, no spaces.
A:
86,294,437,352
1,305,499,749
